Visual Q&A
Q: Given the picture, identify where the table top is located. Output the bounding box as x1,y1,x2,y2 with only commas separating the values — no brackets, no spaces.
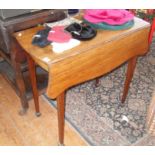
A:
14,17,150,71
14,17,150,98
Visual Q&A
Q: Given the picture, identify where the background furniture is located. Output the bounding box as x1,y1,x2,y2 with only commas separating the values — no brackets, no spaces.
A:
0,9,66,114
129,9,155,44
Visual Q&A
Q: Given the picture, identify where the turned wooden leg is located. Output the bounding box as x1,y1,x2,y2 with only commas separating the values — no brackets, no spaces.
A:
95,78,100,87
26,54,41,117
56,92,65,146
14,61,29,115
121,56,137,103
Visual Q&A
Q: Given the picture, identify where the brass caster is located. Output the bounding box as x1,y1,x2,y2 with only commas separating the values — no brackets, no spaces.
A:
120,102,125,107
58,142,64,146
35,112,41,117
18,108,28,116
94,78,100,87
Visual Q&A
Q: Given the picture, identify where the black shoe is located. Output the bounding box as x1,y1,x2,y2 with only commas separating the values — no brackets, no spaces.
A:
32,26,52,48
65,22,97,41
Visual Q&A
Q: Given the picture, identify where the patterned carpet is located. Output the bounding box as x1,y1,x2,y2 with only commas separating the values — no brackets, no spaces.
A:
46,37,155,145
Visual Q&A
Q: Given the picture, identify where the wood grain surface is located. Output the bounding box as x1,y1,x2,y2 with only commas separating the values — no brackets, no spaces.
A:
14,17,150,99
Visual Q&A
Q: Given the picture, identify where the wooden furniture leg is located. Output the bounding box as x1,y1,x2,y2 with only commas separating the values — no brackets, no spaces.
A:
13,60,29,115
26,54,41,117
10,37,29,115
95,78,100,87
149,18,155,45
121,56,137,103
56,92,65,146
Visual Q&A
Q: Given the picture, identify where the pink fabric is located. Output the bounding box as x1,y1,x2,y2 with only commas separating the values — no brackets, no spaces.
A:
47,26,72,43
84,9,134,25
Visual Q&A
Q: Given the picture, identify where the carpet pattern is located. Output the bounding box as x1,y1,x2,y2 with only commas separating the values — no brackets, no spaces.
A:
47,37,155,145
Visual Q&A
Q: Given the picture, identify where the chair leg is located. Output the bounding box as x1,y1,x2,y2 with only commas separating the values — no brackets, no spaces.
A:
13,61,29,115
57,92,65,146
121,56,137,103
26,54,41,117
149,18,155,45
10,38,29,115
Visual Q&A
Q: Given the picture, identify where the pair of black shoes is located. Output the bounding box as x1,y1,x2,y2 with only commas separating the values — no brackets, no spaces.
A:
65,22,97,41
32,23,97,48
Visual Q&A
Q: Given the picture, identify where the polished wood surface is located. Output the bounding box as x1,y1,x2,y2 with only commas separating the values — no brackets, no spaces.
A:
26,53,41,116
14,18,149,68
14,17,150,145
14,17,150,99
121,56,137,103
0,74,87,146
57,92,65,145
47,26,149,98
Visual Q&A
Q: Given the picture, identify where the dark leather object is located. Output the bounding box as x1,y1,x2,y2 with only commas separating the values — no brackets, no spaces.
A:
65,22,97,41
32,26,52,48
0,9,66,55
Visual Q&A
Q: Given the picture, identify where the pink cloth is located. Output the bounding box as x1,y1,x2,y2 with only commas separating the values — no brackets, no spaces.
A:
47,26,72,43
84,9,134,25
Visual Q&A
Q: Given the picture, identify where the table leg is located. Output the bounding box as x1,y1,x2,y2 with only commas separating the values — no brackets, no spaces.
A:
56,92,65,146
26,54,41,117
121,56,137,103
95,78,100,87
